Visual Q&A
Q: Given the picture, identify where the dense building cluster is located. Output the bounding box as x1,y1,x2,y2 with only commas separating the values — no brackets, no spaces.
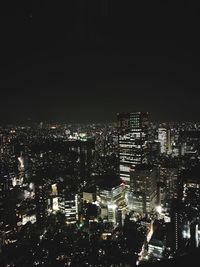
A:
0,115,200,266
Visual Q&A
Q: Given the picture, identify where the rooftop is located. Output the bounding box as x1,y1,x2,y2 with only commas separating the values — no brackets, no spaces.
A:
96,175,123,190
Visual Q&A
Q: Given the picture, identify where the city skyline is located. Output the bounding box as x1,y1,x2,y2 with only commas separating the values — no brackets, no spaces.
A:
1,2,200,266
1,117,200,266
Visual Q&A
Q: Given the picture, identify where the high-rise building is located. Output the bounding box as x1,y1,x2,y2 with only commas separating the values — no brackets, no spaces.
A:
158,128,172,154
118,112,149,184
129,164,158,214
65,139,95,181
35,183,48,225
59,193,79,224
158,165,178,207
96,175,126,225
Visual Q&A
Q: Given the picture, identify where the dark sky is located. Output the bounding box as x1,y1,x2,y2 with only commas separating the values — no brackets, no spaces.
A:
0,1,200,123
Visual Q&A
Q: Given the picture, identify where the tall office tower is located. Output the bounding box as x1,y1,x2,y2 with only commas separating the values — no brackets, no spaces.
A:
128,164,158,214
117,112,149,184
57,179,79,224
59,193,79,224
35,183,48,225
97,178,126,225
159,165,178,207
64,139,94,181
158,128,172,154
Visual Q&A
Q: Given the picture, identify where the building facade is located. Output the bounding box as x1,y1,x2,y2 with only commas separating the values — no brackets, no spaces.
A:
129,164,158,214
118,112,149,184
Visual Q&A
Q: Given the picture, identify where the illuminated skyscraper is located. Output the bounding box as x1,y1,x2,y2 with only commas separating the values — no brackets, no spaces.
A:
35,183,48,225
158,128,172,154
117,112,149,184
96,175,126,225
59,193,79,224
129,164,158,214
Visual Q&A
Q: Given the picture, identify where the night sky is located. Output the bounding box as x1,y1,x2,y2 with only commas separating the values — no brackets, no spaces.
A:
0,1,200,124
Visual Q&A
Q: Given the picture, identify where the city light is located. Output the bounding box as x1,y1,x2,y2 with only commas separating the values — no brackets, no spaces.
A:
1,116,200,266
156,205,162,214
